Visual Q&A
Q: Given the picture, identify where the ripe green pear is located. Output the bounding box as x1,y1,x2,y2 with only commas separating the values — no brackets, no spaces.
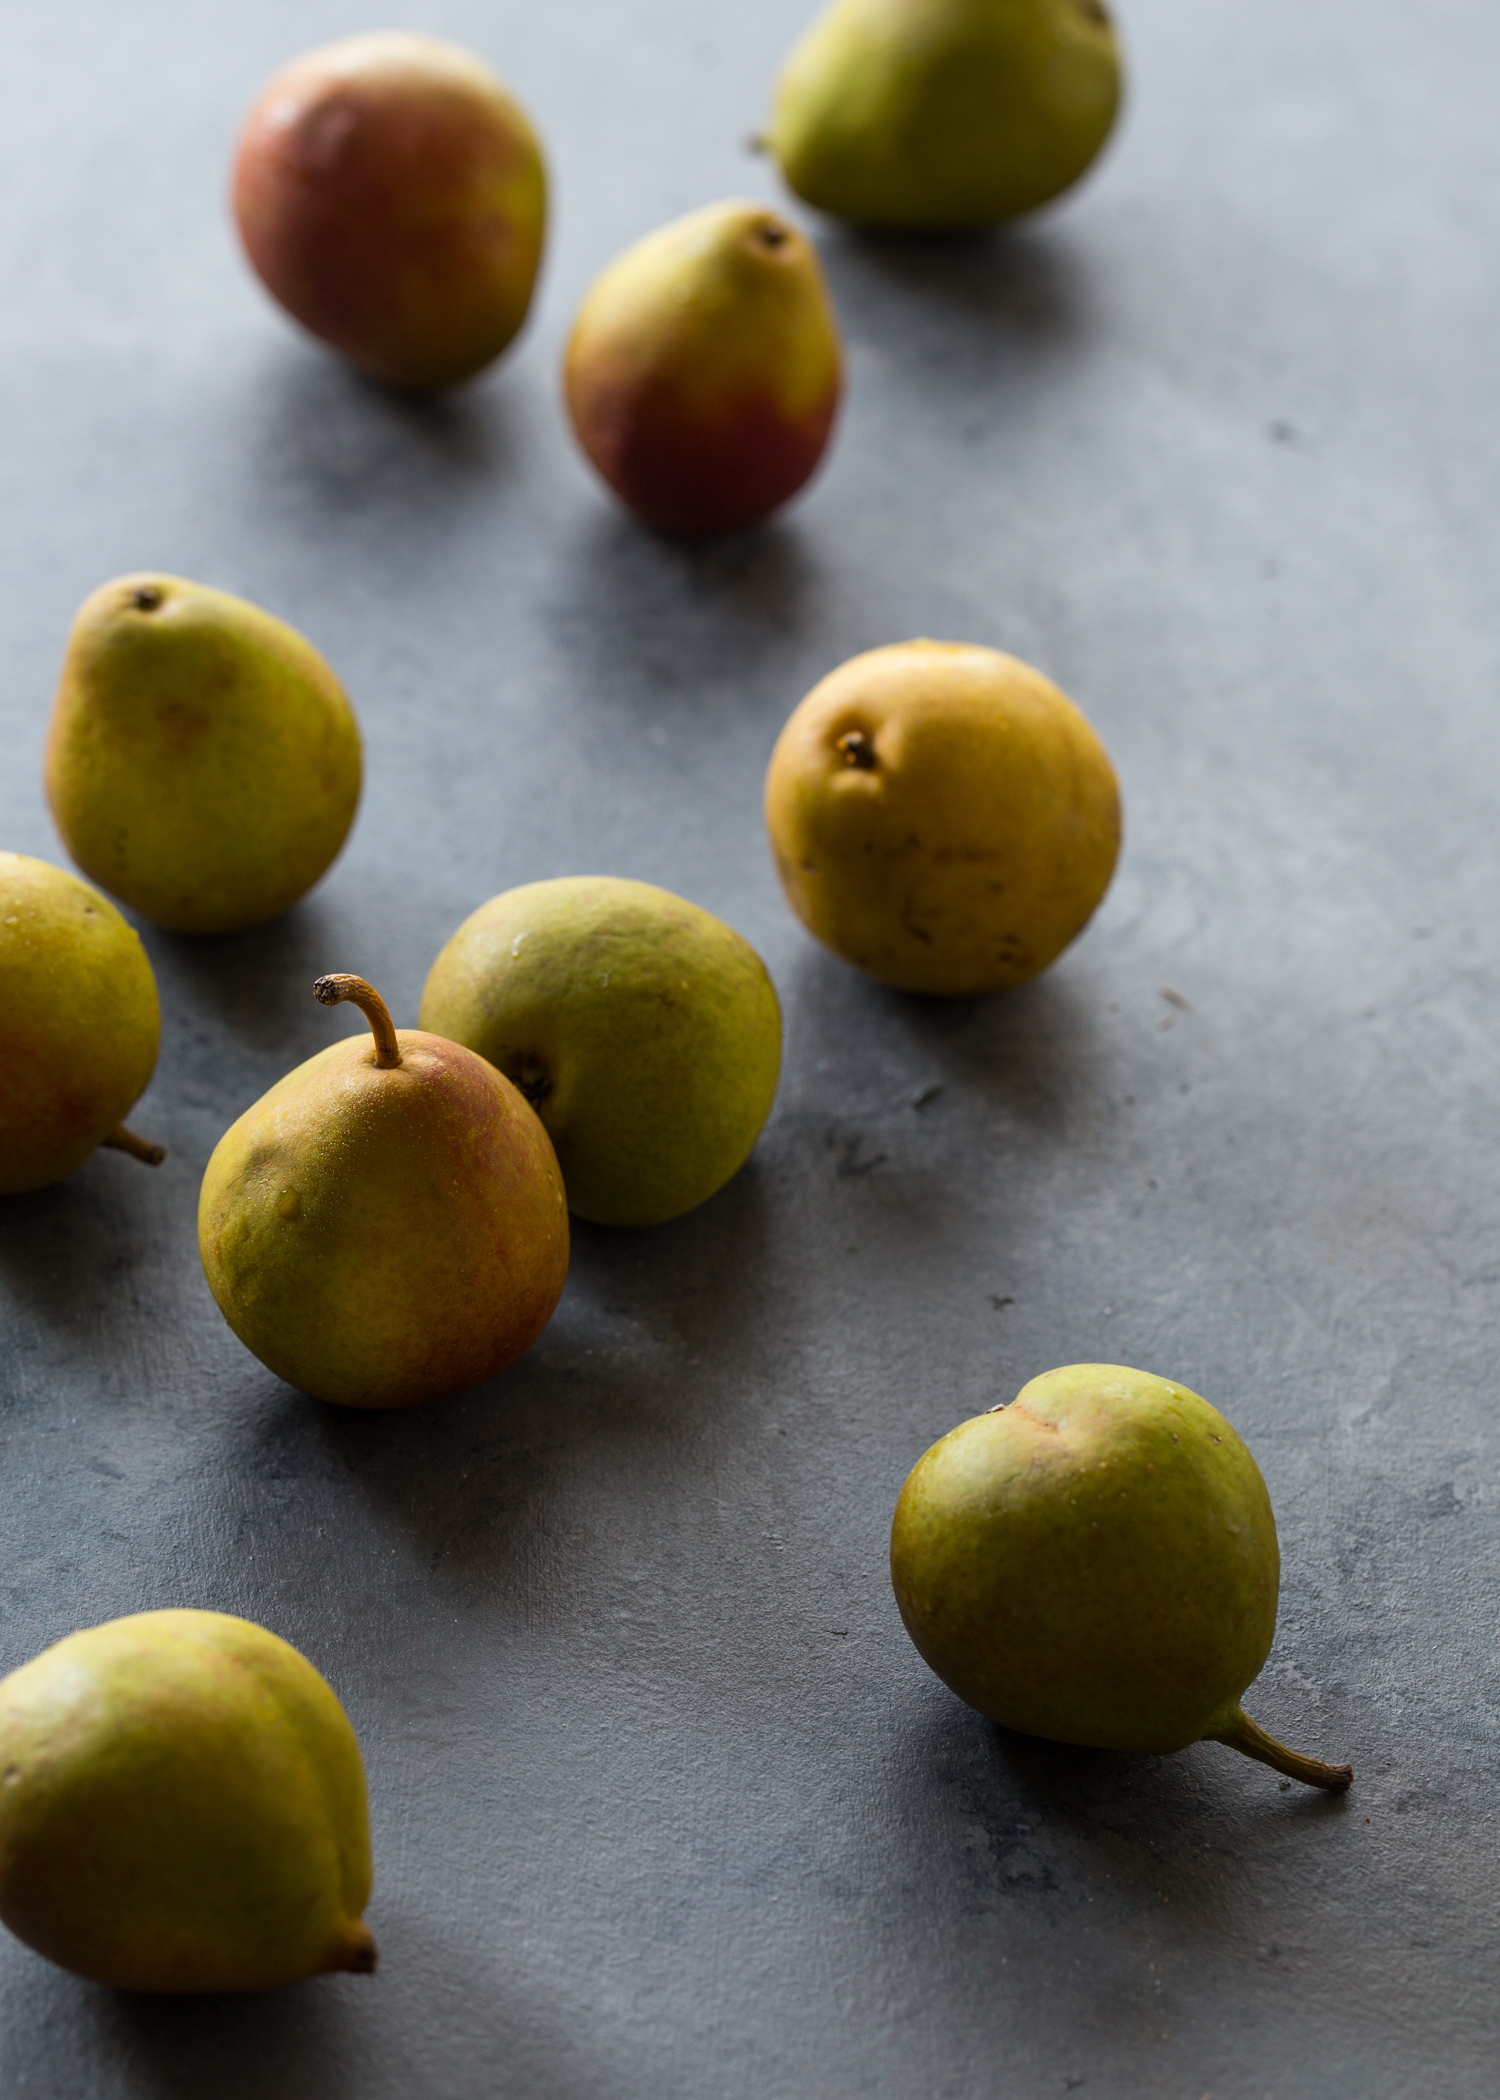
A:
234,32,547,391
200,975,568,1409
765,639,1120,995
46,574,362,936
891,1365,1353,1790
0,1609,374,1991
420,877,782,1227
564,201,843,534
769,0,1123,229
1,851,163,1193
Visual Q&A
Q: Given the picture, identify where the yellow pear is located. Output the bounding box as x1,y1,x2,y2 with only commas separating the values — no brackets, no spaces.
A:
1,851,163,1193
0,1609,375,1991
46,574,362,936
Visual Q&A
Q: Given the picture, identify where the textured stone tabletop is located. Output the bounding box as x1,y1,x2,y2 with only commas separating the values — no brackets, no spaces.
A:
0,1,1496,2094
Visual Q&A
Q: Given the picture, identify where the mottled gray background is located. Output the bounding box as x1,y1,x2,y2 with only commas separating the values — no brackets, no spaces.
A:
1,1,1496,2093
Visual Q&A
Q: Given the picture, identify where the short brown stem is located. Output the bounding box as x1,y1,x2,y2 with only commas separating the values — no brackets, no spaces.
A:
1211,1707,1353,1792
313,975,402,1067
101,1123,165,1167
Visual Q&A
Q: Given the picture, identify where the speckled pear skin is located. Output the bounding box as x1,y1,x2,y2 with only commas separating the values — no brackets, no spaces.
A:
0,853,160,1194
890,1365,1281,1753
419,877,782,1227
770,0,1122,229
564,201,842,534
764,639,1119,995
46,574,362,936
233,32,547,392
0,1610,375,1992
199,1027,569,1408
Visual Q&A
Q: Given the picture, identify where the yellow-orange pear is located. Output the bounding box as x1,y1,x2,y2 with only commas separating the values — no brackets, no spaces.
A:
765,639,1119,994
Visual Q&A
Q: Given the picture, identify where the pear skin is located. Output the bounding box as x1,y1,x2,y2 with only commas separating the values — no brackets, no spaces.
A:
1,852,163,1194
770,0,1122,229
564,201,842,534
891,1366,1353,1789
0,1610,375,1991
765,639,1119,995
420,877,782,1227
234,32,547,391
46,574,362,937
199,976,569,1409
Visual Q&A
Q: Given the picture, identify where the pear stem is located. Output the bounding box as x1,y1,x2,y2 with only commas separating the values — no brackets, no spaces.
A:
1212,1707,1353,1792
101,1123,165,1166
313,975,402,1068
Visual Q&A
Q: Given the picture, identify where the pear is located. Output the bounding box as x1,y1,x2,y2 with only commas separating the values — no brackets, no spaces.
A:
1,851,163,1194
200,974,568,1408
563,200,843,534
46,574,362,936
891,1365,1353,1791
233,32,547,392
0,1609,375,1991
765,639,1119,995
769,0,1122,229
420,877,782,1227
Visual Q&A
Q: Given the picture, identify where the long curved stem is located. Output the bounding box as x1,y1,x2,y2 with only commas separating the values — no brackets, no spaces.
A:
312,974,402,1067
102,1123,165,1166
1211,1707,1353,1792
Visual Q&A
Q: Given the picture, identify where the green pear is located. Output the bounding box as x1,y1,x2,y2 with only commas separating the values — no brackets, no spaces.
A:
419,877,782,1227
769,0,1123,229
200,973,569,1409
1,851,164,1193
0,1609,375,1991
46,574,362,936
891,1364,1353,1790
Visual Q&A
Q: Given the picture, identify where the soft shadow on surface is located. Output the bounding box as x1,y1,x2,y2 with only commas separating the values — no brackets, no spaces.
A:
90,1980,371,2100
886,1687,1350,1935
543,505,826,711
823,221,1094,348
227,1162,780,1591
145,896,367,1067
238,346,515,534
782,939,1111,1141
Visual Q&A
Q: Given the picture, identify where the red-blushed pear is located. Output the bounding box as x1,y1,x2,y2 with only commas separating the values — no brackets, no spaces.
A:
0,1610,375,1991
233,32,547,392
199,975,568,1410
891,1365,1354,1792
563,200,843,535
1,852,164,1194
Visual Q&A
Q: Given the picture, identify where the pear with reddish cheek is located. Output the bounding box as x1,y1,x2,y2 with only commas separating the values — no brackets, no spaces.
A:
199,975,568,1409
233,32,547,392
564,200,843,534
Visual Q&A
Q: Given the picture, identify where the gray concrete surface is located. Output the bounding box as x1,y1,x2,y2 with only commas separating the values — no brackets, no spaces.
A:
0,0,1496,2093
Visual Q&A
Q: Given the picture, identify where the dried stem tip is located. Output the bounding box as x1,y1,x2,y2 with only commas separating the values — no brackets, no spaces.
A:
313,975,402,1068
102,1124,166,1167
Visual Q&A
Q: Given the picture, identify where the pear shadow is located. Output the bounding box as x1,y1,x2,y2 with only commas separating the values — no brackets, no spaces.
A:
217,1162,782,1603
831,219,1092,338
779,938,1112,1143
235,343,517,548
141,895,374,1071
80,1976,373,2100
0,1165,165,1346
884,1684,1349,1950
541,504,828,719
